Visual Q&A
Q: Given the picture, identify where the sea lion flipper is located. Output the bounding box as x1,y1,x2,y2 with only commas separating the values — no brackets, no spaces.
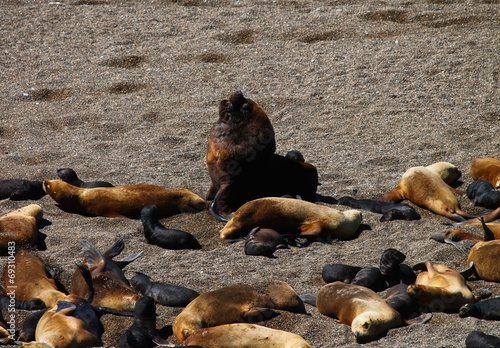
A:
299,221,322,235
115,251,144,269
104,238,125,258
404,312,432,326
299,293,318,307
479,217,495,241
460,262,478,280
101,212,129,218
243,307,279,322
80,240,106,271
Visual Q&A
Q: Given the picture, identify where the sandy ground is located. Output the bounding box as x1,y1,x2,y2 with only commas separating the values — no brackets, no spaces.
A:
1,0,499,347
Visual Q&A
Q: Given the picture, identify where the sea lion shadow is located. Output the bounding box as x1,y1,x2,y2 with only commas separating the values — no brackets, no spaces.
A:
356,224,372,238
36,218,52,251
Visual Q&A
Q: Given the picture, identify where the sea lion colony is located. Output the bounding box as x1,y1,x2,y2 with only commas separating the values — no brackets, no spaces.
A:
0,91,499,347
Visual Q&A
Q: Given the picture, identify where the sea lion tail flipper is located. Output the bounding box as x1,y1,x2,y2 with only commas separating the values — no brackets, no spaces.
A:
412,261,431,272
460,262,478,280
479,217,495,241
92,306,134,317
298,293,318,307
243,308,279,323
404,312,432,326
80,240,106,271
115,251,144,269
104,238,125,258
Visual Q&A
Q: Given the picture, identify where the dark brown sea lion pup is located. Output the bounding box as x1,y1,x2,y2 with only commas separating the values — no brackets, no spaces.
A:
322,264,362,284
337,196,421,222
2,250,67,308
130,272,199,307
172,280,307,342
459,297,500,320
206,91,318,220
304,281,431,343
379,248,416,286
219,197,362,240
182,323,313,348
140,205,201,250
18,309,47,342
243,227,290,257
0,179,46,200
71,239,142,312
466,179,500,209
379,166,475,222
57,167,114,188
118,296,161,348
0,204,43,251
384,284,420,319
43,179,206,219
470,157,500,189
407,261,475,312
465,330,500,348
350,266,387,292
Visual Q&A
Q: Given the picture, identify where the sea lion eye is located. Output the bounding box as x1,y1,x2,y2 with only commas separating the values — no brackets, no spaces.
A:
241,103,251,112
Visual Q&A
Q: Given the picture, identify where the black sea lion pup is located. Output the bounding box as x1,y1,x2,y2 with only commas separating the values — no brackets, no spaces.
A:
351,266,387,292
384,284,420,319
0,179,46,200
0,294,45,311
244,227,290,257
322,263,362,284
338,196,421,222
18,309,47,342
118,296,161,348
57,168,114,188
466,179,500,209
379,248,416,286
140,205,202,250
130,272,199,308
459,297,500,320
465,330,500,348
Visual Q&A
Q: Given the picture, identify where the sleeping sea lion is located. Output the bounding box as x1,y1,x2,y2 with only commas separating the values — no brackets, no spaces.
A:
140,205,202,250
312,281,431,343
219,197,362,240
0,179,46,200
56,168,114,188
466,179,500,209
459,297,500,320
350,266,387,292
18,309,47,342
172,280,307,342
465,330,500,348
337,196,421,222
71,239,142,312
462,239,500,282
384,284,420,319
407,261,475,312
43,179,206,219
425,161,462,185
0,204,43,251
130,272,199,308
182,323,312,348
206,91,318,220
322,263,362,284
470,157,500,189
244,227,290,257
379,166,474,222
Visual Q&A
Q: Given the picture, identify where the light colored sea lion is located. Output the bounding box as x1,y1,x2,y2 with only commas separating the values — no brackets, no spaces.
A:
172,280,307,342
182,323,312,348
71,239,142,312
2,250,66,308
219,197,362,240
407,261,475,312
463,239,500,282
425,161,462,185
379,166,474,222
0,204,43,251
314,281,429,343
470,157,500,189
43,179,206,219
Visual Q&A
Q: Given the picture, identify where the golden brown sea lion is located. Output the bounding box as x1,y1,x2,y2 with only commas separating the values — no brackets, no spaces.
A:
172,280,307,342
43,179,206,219
182,323,312,348
2,250,66,308
219,197,362,240
0,204,43,251
463,239,500,282
425,161,462,185
379,166,474,222
407,261,474,312
470,157,500,188
313,282,425,343
71,239,141,312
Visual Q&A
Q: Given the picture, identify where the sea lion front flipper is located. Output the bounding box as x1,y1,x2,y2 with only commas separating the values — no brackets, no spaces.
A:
243,307,279,323
101,212,129,218
404,312,433,326
299,221,322,235
298,293,318,307
103,238,125,258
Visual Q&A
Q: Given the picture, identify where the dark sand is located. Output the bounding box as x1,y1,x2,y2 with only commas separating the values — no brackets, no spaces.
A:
1,0,499,347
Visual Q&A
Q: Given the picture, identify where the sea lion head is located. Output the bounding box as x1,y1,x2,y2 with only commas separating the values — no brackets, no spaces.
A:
425,162,462,185
42,180,81,211
15,204,44,222
351,312,378,343
177,189,207,214
218,91,268,126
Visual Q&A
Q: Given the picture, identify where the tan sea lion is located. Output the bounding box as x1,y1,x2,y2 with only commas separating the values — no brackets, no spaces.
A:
463,239,500,282
0,204,43,251
2,250,66,308
470,157,500,188
407,261,475,312
43,179,206,219
379,166,474,222
183,323,312,348
71,239,142,312
219,197,362,240
313,282,428,343
425,161,462,185
172,280,307,342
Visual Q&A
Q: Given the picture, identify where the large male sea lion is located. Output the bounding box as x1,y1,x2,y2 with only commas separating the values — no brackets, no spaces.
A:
182,323,312,348
0,204,43,251
379,166,474,222
56,168,114,188
172,281,307,342
470,157,500,188
206,91,318,220
219,197,362,240
43,179,206,219
407,261,475,312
